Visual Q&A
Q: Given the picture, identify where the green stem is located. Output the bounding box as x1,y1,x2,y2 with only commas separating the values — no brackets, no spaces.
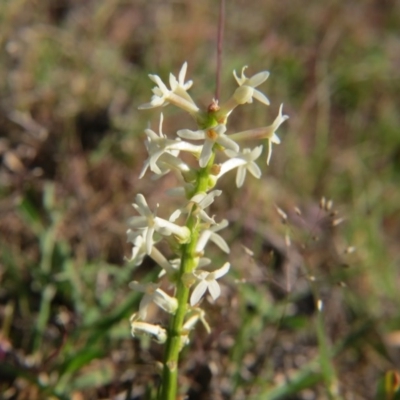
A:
159,153,215,400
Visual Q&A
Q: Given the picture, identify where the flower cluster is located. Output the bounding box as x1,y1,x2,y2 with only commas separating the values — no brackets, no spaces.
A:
129,63,288,346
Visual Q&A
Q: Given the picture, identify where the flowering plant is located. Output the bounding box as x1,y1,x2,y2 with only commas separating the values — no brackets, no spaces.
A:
129,62,288,399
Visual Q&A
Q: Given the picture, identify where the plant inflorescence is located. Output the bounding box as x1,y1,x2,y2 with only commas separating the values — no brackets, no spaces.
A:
128,62,288,399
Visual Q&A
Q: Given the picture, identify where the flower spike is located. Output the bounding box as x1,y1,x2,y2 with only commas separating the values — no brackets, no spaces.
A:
131,63,289,398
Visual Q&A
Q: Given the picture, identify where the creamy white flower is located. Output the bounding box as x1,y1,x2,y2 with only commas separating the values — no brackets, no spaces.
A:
180,307,210,346
183,307,211,333
191,190,221,224
158,257,211,279
233,66,270,105
126,229,176,276
127,194,190,254
129,281,178,319
196,219,230,254
150,247,177,275
228,104,288,164
219,146,263,187
191,190,221,214
190,262,230,306
264,104,288,164
140,113,201,178
166,183,193,198
130,313,167,344
170,190,222,224
138,62,199,114
125,231,148,266
177,124,239,168
155,153,192,177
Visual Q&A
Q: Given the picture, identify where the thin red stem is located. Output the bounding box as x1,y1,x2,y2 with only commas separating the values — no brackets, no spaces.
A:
215,0,225,101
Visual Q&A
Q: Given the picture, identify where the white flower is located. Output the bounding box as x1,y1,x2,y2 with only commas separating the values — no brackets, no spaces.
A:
166,183,194,198
228,104,288,164
127,194,190,254
125,231,149,266
183,307,211,333
190,262,230,306
196,219,230,254
177,124,239,168
219,146,263,187
126,229,176,275
264,104,288,164
233,66,270,105
171,190,222,224
190,190,222,223
155,153,192,177
179,307,211,347
158,257,211,279
130,313,167,344
149,247,177,275
129,281,178,319
140,113,201,178
138,62,199,114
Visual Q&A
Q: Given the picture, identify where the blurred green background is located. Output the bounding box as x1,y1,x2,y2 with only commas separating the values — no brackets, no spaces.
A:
1,1,400,399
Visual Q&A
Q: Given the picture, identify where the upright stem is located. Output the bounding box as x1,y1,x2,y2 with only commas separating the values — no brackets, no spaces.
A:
215,0,225,101
160,4,225,396
159,154,215,400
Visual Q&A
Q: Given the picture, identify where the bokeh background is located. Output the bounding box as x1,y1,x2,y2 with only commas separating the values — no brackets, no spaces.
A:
1,1,400,399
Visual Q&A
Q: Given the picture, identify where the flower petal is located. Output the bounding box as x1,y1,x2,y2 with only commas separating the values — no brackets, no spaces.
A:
199,140,214,167
153,290,178,314
135,194,151,217
179,62,188,84
177,129,205,140
247,162,262,179
127,215,148,228
252,89,270,106
207,280,221,300
213,262,230,279
190,280,208,306
196,230,212,253
236,166,246,188
248,71,269,87
145,226,155,254
209,232,230,253
217,135,240,152
218,157,247,178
